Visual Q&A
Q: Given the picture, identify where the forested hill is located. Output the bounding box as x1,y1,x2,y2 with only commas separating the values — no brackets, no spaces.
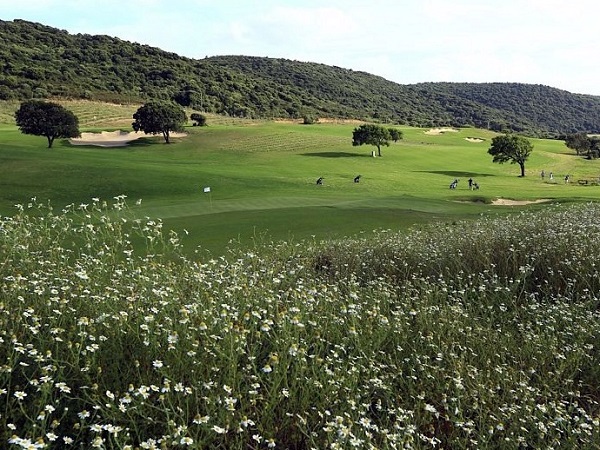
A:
2,19,600,136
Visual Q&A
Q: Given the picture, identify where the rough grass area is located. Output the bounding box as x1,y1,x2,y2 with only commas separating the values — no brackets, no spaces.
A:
1,198,599,448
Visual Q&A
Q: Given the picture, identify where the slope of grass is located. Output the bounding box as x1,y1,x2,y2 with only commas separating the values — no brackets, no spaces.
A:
1,102,599,254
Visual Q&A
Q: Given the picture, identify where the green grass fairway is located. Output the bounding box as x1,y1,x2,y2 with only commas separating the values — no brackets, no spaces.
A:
1,105,599,254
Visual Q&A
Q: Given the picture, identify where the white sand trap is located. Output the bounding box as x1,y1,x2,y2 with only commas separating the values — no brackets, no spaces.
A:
465,137,485,143
424,127,459,135
491,198,550,206
70,130,187,147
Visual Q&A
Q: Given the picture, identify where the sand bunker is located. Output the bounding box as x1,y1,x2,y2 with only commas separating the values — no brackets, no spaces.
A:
424,127,459,135
70,131,145,147
70,130,187,147
491,198,550,206
465,137,485,143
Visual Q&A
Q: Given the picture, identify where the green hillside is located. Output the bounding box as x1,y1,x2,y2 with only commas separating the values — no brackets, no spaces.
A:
1,19,600,136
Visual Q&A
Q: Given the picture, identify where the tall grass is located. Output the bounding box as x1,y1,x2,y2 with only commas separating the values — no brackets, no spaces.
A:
313,202,600,296
1,199,599,448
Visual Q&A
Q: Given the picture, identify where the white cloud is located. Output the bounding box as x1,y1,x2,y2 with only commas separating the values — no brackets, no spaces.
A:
262,6,358,38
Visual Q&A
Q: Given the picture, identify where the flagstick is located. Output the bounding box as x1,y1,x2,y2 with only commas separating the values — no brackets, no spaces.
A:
203,186,212,209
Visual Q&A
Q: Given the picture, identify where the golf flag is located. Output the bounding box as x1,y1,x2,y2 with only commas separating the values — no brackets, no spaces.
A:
203,187,211,193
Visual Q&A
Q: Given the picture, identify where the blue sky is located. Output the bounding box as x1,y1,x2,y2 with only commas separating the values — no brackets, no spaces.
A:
2,0,599,95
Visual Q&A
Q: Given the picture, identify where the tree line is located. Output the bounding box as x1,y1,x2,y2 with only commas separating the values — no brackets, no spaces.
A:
14,100,197,147
2,19,600,137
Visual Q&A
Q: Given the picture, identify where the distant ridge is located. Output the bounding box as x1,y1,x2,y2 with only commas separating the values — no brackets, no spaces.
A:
1,19,599,136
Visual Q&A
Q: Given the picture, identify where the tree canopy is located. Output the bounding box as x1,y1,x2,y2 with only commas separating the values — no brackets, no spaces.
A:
564,133,591,156
132,101,187,143
388,128,403,142
190,113,207,127
352,124,392,156
488,134,533,177
564,132,600,159
14,100,79,148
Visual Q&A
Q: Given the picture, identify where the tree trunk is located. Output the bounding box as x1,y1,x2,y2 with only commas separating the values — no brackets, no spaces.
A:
47,136,55,148
377,145,381,156
520,163,525,177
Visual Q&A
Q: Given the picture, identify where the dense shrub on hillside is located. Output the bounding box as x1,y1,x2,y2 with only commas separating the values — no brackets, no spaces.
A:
1,198,599,448
2,19,600,135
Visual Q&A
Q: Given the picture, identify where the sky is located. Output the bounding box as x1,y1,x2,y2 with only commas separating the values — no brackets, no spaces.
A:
2,0,599,95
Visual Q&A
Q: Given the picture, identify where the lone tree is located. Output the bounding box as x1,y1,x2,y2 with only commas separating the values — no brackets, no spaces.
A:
590,137,600,159
190,113,207,127
488,134,533,177
132,101,187,143
564,132,591,156
352,124,391,156
15,100,79,148
564,132,600,158
302,114,319,125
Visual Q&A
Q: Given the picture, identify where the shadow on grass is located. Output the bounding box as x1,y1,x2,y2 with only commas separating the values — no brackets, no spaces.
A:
416,170,494,178
64,138,157,149
455,196,492,204
127,139,157,148
301,152,371,158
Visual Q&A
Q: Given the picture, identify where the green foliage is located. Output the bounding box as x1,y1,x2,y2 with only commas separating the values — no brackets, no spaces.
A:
388,127,403,142
564,132,600,159
132,101,187,143
2,20,600,135
564,132,591,155
591,137,600,159
190,112,207,126
302,114,318,125
488,134,533,177
14,99,79,147
352,124,391,156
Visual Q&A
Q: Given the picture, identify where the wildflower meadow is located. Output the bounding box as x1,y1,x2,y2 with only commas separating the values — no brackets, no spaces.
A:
1,197,599,449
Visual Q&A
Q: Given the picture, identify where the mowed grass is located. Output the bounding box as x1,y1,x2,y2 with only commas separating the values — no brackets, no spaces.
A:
1,101,599,253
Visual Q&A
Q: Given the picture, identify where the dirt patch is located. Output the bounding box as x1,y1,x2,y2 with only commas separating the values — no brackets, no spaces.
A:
70,130,187,147
491,198,551,206
424,127,459,135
